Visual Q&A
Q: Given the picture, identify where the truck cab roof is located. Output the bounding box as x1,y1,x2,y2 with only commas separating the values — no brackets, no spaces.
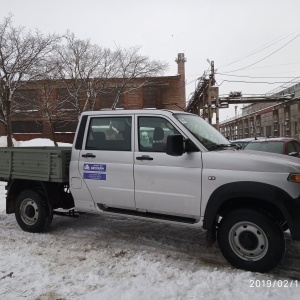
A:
81,109,191,117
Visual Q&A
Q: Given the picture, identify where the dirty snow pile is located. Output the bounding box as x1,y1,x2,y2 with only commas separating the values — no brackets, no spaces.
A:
0,139,299,299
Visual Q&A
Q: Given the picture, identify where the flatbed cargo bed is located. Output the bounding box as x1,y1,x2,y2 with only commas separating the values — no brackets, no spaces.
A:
0,147,72,182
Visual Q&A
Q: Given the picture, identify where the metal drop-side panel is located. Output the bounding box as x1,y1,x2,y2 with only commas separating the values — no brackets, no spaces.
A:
0,147,72,182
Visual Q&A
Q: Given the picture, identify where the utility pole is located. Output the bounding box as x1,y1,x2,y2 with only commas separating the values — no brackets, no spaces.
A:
208,61,216,125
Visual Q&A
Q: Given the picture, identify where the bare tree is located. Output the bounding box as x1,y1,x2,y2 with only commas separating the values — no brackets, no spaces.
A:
34,62,69,146
0,14,60,146
111,46,169,109
55,32,118,116
56,35,169,112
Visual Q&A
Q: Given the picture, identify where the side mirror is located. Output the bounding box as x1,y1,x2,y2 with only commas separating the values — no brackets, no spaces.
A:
166,134,184,156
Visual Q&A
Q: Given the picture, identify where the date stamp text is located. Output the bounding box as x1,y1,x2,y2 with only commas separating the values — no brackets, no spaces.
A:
250,280,298,288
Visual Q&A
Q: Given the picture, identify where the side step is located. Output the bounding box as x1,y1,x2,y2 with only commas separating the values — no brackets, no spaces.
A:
97,204,197,224
53,209,80,218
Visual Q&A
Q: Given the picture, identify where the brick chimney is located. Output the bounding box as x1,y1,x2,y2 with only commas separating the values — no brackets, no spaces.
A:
175,53,186,109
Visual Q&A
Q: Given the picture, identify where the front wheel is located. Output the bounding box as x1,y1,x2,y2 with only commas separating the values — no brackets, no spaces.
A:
217,208,285,272
15,189,53,233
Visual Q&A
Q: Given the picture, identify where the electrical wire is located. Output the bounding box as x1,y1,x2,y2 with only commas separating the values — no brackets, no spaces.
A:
222,33,300,74
264,75,300,95
245,61,300,70
219,27,300,70
216,72,298,79
217,79,299,86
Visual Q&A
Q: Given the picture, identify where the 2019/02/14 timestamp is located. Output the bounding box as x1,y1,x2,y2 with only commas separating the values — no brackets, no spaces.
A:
250,280,298,288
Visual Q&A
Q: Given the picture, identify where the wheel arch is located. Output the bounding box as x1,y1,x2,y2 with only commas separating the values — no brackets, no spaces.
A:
6,179,74,214
6,179,48,214
203,181,293,233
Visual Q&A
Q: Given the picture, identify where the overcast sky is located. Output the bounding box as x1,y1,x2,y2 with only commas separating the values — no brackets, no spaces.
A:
1,0,300,120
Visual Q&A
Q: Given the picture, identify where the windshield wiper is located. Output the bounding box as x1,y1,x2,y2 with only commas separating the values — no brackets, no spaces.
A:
207,144,241,151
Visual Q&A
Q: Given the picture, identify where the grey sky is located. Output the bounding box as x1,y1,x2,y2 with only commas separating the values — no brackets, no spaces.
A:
1,0,300,120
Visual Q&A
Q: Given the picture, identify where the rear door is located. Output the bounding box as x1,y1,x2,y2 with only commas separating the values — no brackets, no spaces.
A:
78,114,135,209
134,114,202,218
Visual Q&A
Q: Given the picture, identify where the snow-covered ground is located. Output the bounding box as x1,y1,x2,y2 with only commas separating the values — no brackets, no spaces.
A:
0,139,300,299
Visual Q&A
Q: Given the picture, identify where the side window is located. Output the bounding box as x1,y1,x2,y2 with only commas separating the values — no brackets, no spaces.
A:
288,142,296,153
292,141,300,152
138,116,180,152
86,117,132,151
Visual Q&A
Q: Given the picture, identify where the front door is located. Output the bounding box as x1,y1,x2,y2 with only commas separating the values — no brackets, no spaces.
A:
134,115,202,218
78,115,135,209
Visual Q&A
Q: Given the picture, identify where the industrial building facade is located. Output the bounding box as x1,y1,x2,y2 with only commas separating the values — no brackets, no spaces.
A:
219,83,300,140
0,54,187,143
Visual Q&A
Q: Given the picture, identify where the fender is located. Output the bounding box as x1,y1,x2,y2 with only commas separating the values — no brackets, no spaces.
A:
6,179,49,214
203,181,300,240
6,179,74,214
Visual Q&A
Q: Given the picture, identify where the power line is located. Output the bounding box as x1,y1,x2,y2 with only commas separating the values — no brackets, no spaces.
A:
217,79,299,86
222,32,300,74
216,72,298,79
219,28,300,70
245,61,300,70
265,75,300,95
185,71,208,85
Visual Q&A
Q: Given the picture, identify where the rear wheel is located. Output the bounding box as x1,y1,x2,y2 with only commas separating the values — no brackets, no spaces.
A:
15,189,53,233
217,208,285,272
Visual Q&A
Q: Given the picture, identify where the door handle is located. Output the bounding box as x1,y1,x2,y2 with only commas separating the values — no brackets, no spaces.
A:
82,153,96,158
136,155,153,161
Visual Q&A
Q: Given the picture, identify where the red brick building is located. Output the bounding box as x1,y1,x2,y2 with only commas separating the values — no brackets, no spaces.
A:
1,54,186,143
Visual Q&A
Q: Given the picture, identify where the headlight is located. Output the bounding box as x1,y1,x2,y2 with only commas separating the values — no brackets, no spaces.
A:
288,173,300,183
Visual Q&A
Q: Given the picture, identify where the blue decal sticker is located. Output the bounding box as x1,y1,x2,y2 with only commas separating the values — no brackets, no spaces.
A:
83,163,107,180
84,164,106,172
84,172,106,180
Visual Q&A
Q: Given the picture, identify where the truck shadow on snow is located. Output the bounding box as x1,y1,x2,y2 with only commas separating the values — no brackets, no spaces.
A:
50,212,300,278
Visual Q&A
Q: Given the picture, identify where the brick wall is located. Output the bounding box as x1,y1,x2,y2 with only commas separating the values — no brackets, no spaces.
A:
0,75,185,143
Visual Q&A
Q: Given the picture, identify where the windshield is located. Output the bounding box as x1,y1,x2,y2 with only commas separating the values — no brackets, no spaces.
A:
174,113,230,149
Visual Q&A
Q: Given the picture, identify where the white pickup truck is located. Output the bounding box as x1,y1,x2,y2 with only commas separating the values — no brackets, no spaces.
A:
1,109,300,273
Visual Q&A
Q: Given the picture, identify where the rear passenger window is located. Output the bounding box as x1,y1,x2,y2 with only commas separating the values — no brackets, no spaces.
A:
138,116,180,152
86,117,132,151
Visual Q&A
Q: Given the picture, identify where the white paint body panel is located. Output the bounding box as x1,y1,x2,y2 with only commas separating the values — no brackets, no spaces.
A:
134,152,202,217
69,109,300,221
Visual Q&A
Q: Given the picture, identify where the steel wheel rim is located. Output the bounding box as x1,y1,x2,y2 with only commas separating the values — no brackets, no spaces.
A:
20,198,39,225
228,221,268,261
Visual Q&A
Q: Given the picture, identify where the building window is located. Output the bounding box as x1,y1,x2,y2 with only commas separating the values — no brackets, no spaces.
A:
13,89,38,112
54,121,78,133
100,89,124,109
143,86,158,108
285,121,290,130
266,126,272,137
273,110,278,123
12,121,42,133
285,108,290,121
56,88,75,110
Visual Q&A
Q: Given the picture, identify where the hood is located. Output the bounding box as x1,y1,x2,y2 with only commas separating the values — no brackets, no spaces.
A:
202,149,300,173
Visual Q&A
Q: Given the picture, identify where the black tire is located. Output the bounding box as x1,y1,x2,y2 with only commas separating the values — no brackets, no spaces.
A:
15,189,53,233
217,208,285,273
